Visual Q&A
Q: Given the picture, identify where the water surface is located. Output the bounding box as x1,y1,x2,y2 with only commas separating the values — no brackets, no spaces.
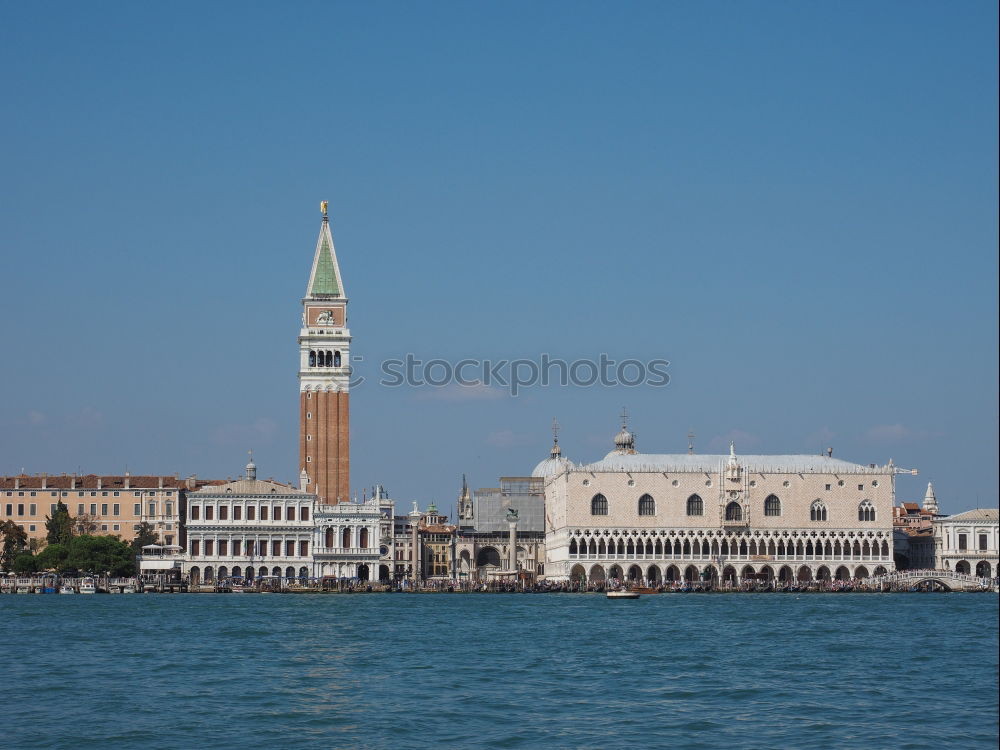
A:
2,593,997,749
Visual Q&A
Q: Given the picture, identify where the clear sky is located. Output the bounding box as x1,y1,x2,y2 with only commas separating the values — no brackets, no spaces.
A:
1,2,997,514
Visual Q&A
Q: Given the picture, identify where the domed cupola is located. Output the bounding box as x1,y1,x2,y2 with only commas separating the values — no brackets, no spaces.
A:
612,409,636,455
245,450,257,481
531,418,574,478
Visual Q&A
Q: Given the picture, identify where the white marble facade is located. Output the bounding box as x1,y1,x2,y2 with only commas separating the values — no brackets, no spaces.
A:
183,462,315,583
545,426,900,584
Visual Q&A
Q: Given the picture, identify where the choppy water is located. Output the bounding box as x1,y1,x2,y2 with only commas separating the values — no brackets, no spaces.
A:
2,593,997,749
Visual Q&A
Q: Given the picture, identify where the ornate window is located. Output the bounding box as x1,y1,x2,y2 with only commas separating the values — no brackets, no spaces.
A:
858,500,876,522
686,494,703,516
764,495,781,517
334,350,342,367
638,494,655,516
569,538,578,555
725,502,742,521
309,350,317,367
591,494,608,516
810,500,828,522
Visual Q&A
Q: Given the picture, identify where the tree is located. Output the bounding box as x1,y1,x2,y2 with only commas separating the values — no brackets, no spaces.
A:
11,552,38,574
1,519,29,571
66,535,136,577
45,501,74,545
130,522,159,555
36,543,70,572
74,513,98,535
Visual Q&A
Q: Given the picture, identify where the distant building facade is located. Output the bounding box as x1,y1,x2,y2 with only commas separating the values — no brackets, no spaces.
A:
544,422,902,584
456,474,546,582
0,473,220,546
892,483,939,570
934,508,998,579
182,460,315,584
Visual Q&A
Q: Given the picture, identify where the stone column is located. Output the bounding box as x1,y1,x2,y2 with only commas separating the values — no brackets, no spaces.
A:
410,510,421,585
508,518,518,572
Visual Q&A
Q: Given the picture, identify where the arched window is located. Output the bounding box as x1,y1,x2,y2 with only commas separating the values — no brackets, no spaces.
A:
638,494,655,516
342,527,352,548
591,494,608,516
858,500,876,522
725,502,742,521
323,351,331,367
764,495,781,517
810,500,827,522
686,495,703,516
569,538,578,555
309,350,316,367
359,528,369,548
333,350,342,367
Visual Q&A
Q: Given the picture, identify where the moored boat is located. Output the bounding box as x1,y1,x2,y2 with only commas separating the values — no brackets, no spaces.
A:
79,577,97,594
607,590,640,600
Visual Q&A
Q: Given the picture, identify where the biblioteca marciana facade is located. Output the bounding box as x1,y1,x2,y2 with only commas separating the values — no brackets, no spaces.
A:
544,421,909,584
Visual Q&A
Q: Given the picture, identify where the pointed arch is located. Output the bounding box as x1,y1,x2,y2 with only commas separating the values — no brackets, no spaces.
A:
764,494,781,517
638,494,655,516
590,494,608,516
686,494,703,516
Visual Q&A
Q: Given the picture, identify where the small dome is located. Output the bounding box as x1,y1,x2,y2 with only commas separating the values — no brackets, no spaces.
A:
614,427,635,453
532,455,573,479
532,437,573,478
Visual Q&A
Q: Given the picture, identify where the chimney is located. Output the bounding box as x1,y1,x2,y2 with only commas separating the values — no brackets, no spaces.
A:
827,447,833,458
14,477,19,490
97,476,102,490
158,476,164,489
124,473,130,489
71,475,76,490
41,472,47,489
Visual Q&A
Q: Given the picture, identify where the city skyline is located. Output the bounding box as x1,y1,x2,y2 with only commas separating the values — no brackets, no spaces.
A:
1,3,997,513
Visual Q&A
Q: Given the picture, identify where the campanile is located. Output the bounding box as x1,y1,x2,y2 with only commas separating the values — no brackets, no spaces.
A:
298,201,350,503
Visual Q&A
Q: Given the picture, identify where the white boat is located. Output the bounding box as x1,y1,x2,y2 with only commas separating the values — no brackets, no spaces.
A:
121,584,137,594
607,590,640,600
79,577,97,594
16,585,32,594
59,585,76,594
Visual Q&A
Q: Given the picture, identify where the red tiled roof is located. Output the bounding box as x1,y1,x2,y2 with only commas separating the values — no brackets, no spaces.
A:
0,474,226,491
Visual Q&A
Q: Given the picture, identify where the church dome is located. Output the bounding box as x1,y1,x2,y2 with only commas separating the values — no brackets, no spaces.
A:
614,427,635,453
532,440,573,478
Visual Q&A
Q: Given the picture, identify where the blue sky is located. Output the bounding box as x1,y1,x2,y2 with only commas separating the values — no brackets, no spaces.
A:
1,2,996,514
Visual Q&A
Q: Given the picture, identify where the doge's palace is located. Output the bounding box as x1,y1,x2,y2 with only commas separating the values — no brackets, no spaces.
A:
544,420,907,584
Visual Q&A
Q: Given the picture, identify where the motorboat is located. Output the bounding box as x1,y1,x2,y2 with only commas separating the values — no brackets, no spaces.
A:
59,584,76,594
607,589,640,600
79,577,97,594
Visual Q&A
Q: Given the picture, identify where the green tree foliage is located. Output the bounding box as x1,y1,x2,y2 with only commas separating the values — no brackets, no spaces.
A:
130,522,159,555
65,535,136,576
45,501,75,546
1,519,29,571
11,552,38,574
36,543,70,571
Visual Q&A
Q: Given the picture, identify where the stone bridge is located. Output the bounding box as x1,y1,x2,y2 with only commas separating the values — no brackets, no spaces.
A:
869,569,991,592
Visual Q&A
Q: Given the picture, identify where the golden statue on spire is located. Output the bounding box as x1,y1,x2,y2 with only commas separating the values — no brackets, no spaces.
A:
320,200,329,218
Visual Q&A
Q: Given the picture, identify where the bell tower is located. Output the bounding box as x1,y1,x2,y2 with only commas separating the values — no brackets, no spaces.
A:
298,201,350,504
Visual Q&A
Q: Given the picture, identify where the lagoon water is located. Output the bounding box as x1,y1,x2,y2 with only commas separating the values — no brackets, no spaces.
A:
2,593,997,749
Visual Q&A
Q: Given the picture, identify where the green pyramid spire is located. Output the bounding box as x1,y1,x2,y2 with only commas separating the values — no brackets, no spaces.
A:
306,211,345,298
310,232,340,296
